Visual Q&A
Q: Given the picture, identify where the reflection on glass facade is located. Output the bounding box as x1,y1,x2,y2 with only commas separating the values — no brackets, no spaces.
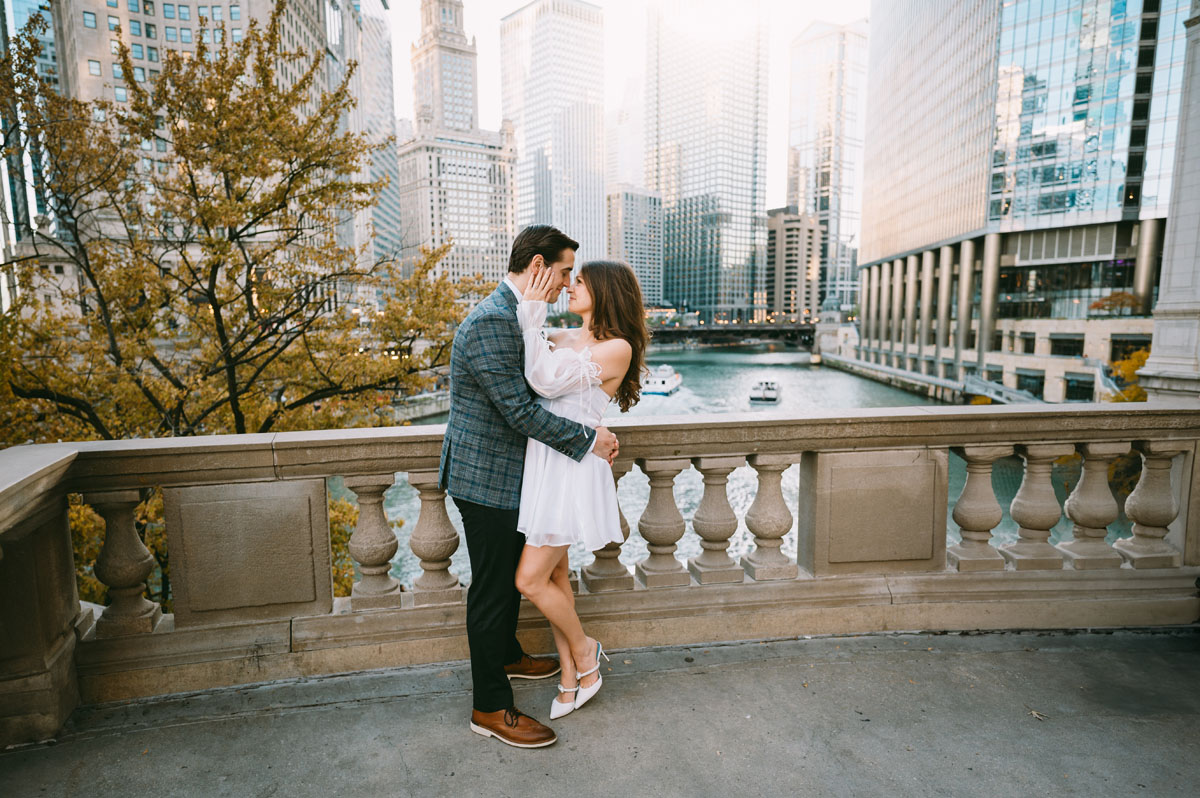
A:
787,19,868,313
645,2,768,322
500,0,605,269
358,0,404,264
989,0,1189,229
860,0,999,263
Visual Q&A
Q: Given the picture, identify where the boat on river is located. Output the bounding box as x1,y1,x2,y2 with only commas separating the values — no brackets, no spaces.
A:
642,364,683,395
749,380,780,403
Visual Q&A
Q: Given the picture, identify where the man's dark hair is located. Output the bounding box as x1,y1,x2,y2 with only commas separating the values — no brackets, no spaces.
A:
508,225,579,274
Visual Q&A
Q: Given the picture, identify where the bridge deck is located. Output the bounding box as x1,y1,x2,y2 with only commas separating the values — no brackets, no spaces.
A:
3,629,1198,797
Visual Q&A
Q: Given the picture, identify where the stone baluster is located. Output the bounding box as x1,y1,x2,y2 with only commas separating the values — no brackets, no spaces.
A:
999,444,1074,570
1114,441,1187,569
1057,442,1129,569
635,458,692,588
687,456,746,585
404,470,463,604
83,489,162,637
743,454,799,580
947,446,1012,571
582,460,636,592
344,475,404,610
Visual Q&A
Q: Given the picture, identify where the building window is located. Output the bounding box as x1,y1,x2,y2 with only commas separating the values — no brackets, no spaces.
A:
115,86,128,102
146,23,157,38
156,138,167,152
230,5,240,20
198,5,208,19
1064,375,1095,402
129,0,140,11
180,28,192,42
210,7,222,22
1049,335,1085,357
88,60,102,75
148,46,159,61
145,1,156,14
179,4,191,20
112,63,123,79
164,3,175,18
166,26,177,41
1110,335,1151,363
107,15,119,30
132,43,144,59
1016,371,1045,399
134,66,146,82
232,27,242,42
1020,333,1036,354
130,19,142,36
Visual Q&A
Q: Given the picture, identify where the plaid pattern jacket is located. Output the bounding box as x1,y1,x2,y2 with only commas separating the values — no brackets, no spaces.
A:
439,282,596,509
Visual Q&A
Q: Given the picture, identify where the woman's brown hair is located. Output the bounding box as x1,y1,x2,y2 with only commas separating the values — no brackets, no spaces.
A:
578,260,649,412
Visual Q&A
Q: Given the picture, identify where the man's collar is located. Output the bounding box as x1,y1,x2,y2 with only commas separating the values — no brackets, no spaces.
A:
502,275,524,304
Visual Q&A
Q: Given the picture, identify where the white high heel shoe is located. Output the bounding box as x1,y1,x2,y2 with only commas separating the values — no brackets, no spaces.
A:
549,683,577,720
573,641,610,711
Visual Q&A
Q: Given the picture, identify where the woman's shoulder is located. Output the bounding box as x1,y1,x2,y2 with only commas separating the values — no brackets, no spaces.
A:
590,336,632,363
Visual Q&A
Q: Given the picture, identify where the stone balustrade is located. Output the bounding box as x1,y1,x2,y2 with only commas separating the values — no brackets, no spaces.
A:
2,403,1200,745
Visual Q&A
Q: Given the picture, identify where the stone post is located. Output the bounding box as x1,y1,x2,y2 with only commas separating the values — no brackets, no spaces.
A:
634,458,691,588
976,232,1002,372
344,475,403,610
903,253,919,368
936,245,953,357
687,456,746,585
954,238,975,378
84,489,163,637
582,460,636,592
999,444,1074,570
406,469,463,605
1138,3,1200,399
1133,217,1161,316
891,258,905,366
877,261,892,364
918,249,936,362
1114,441,1187,568
858,268,870,359
743,454,799,580
1057,442,1129,569
947,446,1012,571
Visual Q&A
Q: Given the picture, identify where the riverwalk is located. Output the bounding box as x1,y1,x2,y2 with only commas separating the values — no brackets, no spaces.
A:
3,628,1197,797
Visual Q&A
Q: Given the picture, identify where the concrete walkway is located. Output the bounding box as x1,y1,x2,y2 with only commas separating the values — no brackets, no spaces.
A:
3,629,1199,797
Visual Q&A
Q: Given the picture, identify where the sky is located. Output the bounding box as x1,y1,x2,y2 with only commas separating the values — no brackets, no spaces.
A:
390,0,871,209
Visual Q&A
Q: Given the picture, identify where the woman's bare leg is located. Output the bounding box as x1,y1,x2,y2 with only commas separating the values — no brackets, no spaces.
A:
516,545,598,687
546,557,577,705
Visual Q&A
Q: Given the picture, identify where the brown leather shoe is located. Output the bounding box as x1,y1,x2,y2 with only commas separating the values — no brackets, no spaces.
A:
470,707,557,748
504,654,562,680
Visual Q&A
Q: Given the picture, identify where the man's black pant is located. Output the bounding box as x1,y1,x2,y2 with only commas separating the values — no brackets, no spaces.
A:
453,497,528,712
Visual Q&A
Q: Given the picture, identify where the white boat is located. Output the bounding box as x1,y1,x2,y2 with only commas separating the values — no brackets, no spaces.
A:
749,380,780,403
642,364,682,395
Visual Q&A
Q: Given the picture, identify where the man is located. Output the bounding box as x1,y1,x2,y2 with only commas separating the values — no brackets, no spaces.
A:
439,225,619,748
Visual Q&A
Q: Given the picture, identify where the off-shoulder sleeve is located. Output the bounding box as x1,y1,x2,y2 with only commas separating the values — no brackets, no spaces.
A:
518,300,595,399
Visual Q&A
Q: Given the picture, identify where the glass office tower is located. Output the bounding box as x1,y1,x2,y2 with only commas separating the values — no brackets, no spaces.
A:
787,19,868,314
857,0,1188,403
644,1,769,322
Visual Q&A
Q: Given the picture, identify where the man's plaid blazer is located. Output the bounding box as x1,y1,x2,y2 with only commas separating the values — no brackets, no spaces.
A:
438,282,596,510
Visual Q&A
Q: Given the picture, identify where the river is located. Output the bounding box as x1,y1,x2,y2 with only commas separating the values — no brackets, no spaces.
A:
358,343,1129,586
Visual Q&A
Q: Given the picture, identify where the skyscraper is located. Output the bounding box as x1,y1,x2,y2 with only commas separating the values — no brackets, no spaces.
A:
356,0,403,265
856,0,1188,404
500,0,605,267
787,19,868,314
397,0,515,282
606,185,662,305
644,1,768,323
766,207,821,323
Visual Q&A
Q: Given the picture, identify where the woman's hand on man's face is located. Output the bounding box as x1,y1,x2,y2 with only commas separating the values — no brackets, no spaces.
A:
529,262,560,303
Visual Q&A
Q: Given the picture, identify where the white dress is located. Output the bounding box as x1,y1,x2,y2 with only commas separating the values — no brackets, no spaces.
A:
515,300,623,550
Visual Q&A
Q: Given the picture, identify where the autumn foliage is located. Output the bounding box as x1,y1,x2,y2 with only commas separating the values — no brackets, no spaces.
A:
2,3,486,600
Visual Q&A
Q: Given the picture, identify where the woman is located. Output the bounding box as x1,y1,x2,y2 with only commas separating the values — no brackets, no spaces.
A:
513,260,648,719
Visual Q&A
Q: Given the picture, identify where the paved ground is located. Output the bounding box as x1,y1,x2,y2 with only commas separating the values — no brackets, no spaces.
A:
2,629,1199,798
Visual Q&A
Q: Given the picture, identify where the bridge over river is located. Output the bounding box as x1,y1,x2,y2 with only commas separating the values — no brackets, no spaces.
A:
649,321,814,346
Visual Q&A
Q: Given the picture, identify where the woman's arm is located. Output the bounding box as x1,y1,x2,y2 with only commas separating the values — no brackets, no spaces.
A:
517,299,592,399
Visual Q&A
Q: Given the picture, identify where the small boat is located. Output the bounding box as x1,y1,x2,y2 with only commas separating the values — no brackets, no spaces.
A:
749,380,780,403
642,364,682,395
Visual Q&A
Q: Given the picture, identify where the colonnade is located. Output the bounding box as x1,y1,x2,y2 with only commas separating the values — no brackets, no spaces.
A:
855,223,1162,380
